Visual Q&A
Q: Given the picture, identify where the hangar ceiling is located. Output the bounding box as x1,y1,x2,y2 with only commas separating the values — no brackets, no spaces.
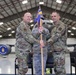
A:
0,0,76,39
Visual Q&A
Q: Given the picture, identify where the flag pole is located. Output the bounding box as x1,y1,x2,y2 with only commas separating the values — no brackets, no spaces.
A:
40,18,44,75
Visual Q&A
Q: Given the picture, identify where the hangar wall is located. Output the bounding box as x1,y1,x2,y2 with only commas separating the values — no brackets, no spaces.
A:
0,38,76,52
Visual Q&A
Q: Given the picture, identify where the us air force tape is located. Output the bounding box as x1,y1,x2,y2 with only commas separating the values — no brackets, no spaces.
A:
0,44,11,55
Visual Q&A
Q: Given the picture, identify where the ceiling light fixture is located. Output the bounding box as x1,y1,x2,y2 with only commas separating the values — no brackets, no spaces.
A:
11,31,15,33
30,24,34,27
30,20,33,23
0,35,2,38
8,34,12,36
68,30,71,33
56,0,62,4
71,33,74,36
72,27,76,30
22,0,28,4
7,28,11,30
39,2,44,5
0,22,3,26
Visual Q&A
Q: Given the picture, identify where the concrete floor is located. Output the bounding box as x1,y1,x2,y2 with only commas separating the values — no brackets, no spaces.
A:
0,53,75,74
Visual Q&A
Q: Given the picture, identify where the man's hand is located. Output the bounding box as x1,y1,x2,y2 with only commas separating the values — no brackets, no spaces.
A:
40,40,44,48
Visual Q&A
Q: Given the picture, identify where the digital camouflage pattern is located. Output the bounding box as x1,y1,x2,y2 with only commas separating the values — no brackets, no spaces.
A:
48,21,67,75
48,21,67,51
32,24,50,54
15,21,38,75
32,23,50,75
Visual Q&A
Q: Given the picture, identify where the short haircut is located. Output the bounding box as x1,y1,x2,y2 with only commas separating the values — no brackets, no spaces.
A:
51,11,60,16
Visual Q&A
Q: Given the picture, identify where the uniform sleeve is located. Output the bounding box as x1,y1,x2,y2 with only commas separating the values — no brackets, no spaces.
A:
48,24,66,43
19,24,38,44
43,28,50,40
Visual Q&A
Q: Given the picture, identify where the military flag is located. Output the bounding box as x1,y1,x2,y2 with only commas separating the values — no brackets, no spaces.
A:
34,6,44,25
34,6,44,75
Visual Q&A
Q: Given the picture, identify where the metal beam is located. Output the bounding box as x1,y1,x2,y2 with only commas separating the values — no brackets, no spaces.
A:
0,6,76,23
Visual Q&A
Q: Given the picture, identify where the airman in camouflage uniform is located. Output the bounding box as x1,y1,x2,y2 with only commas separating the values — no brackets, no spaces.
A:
48,12,67,75
32,22,50,75
15,12,39,75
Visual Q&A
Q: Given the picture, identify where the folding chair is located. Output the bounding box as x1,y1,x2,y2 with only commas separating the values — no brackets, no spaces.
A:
46,52,54,73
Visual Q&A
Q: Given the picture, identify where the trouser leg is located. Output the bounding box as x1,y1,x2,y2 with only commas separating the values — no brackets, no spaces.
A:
53,51,66,75
17,56,28,75
16,50,29,75
33,53,47,75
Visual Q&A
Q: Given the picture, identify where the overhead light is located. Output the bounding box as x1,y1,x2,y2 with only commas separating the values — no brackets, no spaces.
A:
22,0,28,4
56,0,62,4
11,31,15,33
8,34,12,36
0,22,3,26
68,30,71,33
71,33,74,36
39,2,44,5
30,24,34,27
7,28,11,30
0,35,2,38
30,20,33,23
72,27,76,30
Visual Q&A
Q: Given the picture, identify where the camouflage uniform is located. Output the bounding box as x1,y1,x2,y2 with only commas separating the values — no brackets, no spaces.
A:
48,21,67,75
32,24,50,75
43,21,54,51
15,21,38,75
